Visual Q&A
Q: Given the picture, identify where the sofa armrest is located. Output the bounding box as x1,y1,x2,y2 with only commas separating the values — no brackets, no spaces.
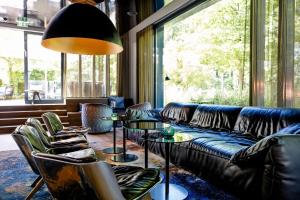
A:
230,134,278,166
262,135,300,200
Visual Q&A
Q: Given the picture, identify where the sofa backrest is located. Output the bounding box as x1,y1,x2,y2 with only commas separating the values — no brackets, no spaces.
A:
160,102,198,124
233,107,282,138
189,104,242,131
277,108,300,129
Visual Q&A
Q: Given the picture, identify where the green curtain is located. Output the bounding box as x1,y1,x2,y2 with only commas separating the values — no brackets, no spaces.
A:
137,0,154,23
137,26,155,105
117,34,129,98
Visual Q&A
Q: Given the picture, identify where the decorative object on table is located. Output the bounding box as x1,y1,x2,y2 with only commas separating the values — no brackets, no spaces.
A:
81,103,113,134
41,0,123,55
111,113,118,121
162,126,175,138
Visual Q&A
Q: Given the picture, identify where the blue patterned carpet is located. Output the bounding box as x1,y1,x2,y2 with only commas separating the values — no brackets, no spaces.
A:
0,149,237,200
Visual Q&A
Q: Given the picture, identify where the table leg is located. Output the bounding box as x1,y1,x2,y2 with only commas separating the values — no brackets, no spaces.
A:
165,142,170,200
110,126,138,162
123,127,126,156
145,129,148,168
150,142,188,200
113,121,116,153
102,121,123,154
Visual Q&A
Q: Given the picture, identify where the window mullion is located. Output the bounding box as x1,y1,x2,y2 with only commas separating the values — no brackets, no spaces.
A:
250,0,266,106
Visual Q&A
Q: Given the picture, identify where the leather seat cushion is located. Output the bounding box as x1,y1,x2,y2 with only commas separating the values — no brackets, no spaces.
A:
113,165,160,200
190,130,257,159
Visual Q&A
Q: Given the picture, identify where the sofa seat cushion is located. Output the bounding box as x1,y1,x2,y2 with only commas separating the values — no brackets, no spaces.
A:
189,104,242,131
190,131,257,159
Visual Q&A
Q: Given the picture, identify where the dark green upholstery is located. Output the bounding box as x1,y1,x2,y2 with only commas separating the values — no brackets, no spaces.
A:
42,112,64,135
113,165,160,200
26,118,88,147
14,125,97,161
42,112,90,135
32,152,160,200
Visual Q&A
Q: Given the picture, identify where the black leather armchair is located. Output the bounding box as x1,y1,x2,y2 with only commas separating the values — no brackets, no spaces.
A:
32,151,161,200
11,130,44,200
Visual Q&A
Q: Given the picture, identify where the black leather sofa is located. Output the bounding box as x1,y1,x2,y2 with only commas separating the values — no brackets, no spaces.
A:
126,102,300,200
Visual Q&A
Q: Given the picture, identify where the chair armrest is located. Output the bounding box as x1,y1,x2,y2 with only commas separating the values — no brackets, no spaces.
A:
47,143,89,154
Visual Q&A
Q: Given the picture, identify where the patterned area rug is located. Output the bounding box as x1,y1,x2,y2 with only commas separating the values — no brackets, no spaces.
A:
0,130,238,200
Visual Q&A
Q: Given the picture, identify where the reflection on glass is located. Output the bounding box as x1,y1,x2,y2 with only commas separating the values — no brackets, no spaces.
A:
66,54,79,97
0,0,61,28
264,0,278,107
81,55,93,97
95,55,106,97
158,0,250,106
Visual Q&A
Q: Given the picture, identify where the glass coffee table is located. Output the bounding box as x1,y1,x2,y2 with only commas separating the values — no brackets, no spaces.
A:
102,116,138,162
124,120,168,168
148,132,194,200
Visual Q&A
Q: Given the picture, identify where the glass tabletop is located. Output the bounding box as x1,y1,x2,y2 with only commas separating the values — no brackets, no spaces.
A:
100,115,125,121
147,132,194,143
125,121,169,131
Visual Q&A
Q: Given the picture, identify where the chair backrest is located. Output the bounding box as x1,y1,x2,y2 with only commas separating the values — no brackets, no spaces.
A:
11,126,41,175
42,112,64,135
14,125,48,153
26,118,52,147
32,152,125,200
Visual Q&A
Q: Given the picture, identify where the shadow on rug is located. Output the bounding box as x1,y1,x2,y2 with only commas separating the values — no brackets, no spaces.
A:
0,149,238,200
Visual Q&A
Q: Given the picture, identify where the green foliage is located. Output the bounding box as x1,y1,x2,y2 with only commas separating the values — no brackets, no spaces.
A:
162,0,251,106
30,69,45,80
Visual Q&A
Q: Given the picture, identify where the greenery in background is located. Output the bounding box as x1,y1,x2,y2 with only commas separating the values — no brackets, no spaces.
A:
29,69,56,81
294,0,300,106
264,0,278,107
163,0,250,106
0,56,24,96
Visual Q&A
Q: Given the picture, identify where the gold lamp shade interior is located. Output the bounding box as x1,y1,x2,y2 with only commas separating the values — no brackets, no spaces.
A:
42,3,123,55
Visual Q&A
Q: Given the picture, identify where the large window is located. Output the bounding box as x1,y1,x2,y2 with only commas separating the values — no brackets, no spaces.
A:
294,0,300,106
0,28,24,101
156,0,250,106
26,32,62,103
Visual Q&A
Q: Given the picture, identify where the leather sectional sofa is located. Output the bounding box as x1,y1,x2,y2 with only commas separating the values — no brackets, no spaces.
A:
126,102,300,200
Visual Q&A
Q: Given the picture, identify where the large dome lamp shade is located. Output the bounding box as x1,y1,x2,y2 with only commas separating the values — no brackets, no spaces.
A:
42,3,123,55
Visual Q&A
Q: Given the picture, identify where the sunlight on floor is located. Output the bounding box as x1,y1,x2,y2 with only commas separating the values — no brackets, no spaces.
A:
0,134,18,151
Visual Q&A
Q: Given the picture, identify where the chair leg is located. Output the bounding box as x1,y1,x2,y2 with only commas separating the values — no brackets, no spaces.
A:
31,176,42,187
25,178,44,200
